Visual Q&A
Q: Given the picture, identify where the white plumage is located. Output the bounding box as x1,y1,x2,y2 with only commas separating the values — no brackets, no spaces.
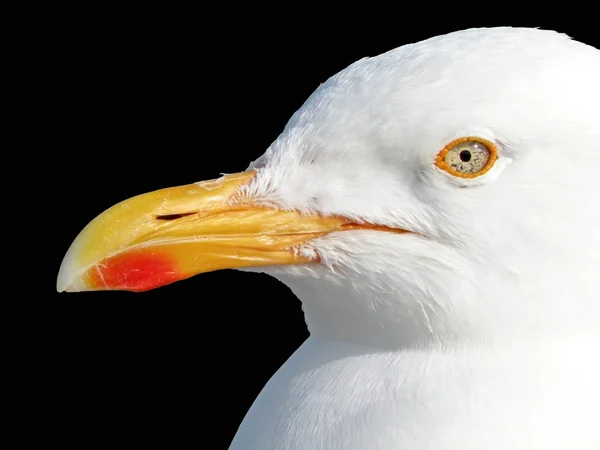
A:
228,28,600,449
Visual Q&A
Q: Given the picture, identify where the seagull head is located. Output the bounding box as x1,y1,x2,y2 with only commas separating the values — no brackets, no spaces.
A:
58,28,600,347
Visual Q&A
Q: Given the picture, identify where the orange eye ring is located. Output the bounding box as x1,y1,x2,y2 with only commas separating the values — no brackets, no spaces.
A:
434,137,498,179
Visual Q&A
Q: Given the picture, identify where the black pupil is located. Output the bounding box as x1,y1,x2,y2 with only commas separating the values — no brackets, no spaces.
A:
459,150,472,162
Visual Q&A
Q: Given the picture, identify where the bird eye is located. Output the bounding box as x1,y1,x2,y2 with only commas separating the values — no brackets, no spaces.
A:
434,137,497,178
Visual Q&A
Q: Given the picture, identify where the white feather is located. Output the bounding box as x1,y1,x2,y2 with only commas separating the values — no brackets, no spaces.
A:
231,27,600,449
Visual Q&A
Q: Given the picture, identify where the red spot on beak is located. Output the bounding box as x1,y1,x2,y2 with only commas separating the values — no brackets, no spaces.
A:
87,249,184,292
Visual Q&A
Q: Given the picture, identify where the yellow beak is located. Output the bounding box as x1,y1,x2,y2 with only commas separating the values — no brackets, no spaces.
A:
57,171,393,292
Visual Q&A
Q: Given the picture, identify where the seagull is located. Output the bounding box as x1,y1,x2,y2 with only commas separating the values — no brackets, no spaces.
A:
58,27,600,449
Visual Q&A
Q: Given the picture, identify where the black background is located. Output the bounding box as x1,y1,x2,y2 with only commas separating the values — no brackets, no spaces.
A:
42,8,597,448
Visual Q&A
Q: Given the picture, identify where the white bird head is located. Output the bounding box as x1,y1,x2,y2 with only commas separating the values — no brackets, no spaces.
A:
58,27,600,348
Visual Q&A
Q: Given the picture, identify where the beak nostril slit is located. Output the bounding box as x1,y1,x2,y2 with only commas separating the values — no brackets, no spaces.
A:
155,213,196,221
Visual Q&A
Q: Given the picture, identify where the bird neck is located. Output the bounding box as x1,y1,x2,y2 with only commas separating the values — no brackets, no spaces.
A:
279,274,598,351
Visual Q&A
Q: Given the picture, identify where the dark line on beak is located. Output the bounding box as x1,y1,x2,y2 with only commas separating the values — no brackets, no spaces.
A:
155,213,196,221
